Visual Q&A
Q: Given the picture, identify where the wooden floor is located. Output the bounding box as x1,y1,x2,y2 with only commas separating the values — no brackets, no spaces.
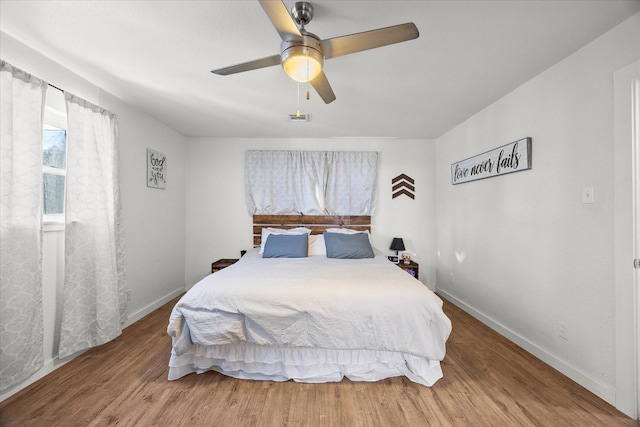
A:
1,296,637,427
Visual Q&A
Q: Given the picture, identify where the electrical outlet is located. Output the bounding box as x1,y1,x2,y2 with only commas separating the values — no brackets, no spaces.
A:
558,321,568,340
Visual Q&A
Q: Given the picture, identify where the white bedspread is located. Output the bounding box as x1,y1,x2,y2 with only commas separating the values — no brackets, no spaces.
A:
167,249,452,385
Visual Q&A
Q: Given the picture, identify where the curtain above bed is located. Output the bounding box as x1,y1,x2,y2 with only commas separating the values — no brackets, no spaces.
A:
245,150,378,216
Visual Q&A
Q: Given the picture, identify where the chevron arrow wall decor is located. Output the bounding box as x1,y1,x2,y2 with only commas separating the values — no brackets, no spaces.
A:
392,174,415,199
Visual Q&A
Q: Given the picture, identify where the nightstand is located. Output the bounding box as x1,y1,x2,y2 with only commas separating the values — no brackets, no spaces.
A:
211,258,239,274
397,260,419,278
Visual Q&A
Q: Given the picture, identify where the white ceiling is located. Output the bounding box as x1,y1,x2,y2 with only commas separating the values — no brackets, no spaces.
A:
1,1,638,139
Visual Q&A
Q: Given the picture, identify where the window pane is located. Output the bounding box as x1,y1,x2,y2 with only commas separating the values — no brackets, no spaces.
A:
43,129,66,169
43,173,65,215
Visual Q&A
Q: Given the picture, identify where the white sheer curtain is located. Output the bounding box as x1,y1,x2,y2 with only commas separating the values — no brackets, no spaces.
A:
245,150,326,215
245,150,378,215
58,93,128,359
324,151,378,215
0,61,46,391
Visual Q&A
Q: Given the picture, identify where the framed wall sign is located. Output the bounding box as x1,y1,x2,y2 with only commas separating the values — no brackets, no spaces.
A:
147,148,167,189
451,137,532,185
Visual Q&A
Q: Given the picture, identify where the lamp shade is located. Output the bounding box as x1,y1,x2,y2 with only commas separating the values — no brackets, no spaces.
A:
390,237,405,252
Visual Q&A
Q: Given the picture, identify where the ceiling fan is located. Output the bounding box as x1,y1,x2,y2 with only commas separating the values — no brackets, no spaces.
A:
211,0,419,104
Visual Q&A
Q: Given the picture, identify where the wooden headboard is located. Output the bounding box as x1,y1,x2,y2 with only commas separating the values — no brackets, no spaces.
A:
253,215,371,247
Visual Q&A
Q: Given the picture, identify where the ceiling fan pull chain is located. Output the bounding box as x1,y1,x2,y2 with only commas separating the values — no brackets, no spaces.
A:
296,82,301,117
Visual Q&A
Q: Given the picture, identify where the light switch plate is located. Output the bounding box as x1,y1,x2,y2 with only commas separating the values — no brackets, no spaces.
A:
583,186,594,204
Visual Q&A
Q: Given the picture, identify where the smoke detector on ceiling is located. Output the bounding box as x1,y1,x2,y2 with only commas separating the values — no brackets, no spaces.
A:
288,113,310,122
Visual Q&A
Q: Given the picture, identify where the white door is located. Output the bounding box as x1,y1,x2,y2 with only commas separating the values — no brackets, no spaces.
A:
634,75,640,421
613,61,640,420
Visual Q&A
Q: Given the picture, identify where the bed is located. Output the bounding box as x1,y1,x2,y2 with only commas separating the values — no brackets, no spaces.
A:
167,215,452,386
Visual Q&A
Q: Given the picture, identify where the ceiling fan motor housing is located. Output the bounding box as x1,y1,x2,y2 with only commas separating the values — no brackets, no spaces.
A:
291,1,314,27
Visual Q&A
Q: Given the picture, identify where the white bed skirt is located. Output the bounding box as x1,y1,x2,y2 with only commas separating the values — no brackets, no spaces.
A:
168,342,444,386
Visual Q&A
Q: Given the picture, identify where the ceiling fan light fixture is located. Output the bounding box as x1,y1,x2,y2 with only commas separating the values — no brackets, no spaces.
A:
281,40,323,83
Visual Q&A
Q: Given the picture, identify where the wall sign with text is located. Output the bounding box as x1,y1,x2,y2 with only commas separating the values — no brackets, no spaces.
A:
451,138,532,185
147,148,167,189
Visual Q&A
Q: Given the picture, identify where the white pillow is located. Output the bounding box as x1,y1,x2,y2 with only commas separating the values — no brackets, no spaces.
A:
325,228,367,234
325,228,371,243
260,227,311,254
308,234,327,256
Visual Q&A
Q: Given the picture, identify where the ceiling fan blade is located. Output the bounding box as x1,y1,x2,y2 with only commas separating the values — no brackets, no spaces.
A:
211,54,282,76
320,23,419,60
310,71,336,104
259,0,301,41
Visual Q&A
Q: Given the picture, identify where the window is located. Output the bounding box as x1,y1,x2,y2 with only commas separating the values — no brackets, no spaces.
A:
42,88,67,225
43,126,66,215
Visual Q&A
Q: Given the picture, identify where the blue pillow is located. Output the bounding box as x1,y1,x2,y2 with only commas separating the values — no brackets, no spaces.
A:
263,233,309,258
324,232,374,259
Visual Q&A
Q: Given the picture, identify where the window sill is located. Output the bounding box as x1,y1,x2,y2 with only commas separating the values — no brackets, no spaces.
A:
43,222,65,232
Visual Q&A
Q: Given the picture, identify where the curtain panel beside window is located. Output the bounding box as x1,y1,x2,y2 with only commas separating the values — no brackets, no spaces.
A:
0,61,46,392
245,150,378,216
58,94,128,359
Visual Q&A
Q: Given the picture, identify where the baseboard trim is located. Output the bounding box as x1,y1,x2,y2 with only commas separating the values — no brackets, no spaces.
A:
436,289,616,405
124,287,184,328
0,286,184,403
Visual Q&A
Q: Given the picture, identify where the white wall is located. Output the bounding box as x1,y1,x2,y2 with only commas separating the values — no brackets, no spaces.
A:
435,13,640,405
100,91,187,322
184,138,436,289
0,33,187,401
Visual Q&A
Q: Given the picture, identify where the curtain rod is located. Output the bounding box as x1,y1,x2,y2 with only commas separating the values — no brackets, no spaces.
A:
48,83,63,92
